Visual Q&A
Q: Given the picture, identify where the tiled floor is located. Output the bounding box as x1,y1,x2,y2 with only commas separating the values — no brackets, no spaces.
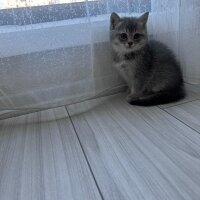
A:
0,86,200,200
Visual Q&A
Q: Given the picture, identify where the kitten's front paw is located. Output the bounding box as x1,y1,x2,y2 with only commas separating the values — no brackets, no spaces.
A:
126,94,139,103
126,95,132,103
126,88,131,94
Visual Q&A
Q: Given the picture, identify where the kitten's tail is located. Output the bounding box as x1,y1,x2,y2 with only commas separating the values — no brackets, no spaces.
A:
129,87,185,106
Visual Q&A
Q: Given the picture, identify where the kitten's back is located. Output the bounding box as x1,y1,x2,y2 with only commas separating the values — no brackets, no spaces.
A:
148,40,184,89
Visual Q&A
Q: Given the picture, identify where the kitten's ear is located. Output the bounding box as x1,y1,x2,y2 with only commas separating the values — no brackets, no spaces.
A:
138,12,149,26
110,12,120,30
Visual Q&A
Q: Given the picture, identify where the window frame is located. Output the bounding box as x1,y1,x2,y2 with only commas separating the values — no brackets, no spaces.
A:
0,0,151,26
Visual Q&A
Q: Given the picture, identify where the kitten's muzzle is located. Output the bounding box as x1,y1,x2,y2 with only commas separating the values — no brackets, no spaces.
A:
128,41,133,47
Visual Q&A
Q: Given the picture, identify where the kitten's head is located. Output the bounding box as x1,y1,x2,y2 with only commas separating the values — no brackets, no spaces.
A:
110,12,149,54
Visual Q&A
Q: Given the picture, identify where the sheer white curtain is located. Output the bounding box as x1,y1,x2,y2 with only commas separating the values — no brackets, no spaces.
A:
0,0,199,118
150,0,180,57
179,0,200,84
0,0,125,112
150,0,200,84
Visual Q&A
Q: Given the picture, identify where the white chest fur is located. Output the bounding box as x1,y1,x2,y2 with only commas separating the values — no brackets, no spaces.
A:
113,60,136,85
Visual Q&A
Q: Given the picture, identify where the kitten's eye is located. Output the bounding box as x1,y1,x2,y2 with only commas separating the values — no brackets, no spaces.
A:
134,33,143,40
120,33,128,41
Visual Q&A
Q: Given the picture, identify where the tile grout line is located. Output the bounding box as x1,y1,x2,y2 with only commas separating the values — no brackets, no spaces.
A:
161,108,200,135
158,98,200,109
65,106,105,200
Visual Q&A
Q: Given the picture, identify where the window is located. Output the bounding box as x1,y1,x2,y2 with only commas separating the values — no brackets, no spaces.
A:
0,0,151,26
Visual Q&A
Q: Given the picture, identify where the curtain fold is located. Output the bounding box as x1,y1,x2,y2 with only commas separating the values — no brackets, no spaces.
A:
179,0,200,84
0,0,199,118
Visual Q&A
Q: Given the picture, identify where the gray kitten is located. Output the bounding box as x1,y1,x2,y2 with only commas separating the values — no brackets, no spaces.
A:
110,12,185,106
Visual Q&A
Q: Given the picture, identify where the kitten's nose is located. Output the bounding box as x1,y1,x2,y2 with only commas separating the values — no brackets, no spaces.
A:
128,41,133,47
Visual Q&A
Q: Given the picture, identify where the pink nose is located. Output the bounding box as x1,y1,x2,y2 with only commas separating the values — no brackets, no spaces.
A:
128,42,133,47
